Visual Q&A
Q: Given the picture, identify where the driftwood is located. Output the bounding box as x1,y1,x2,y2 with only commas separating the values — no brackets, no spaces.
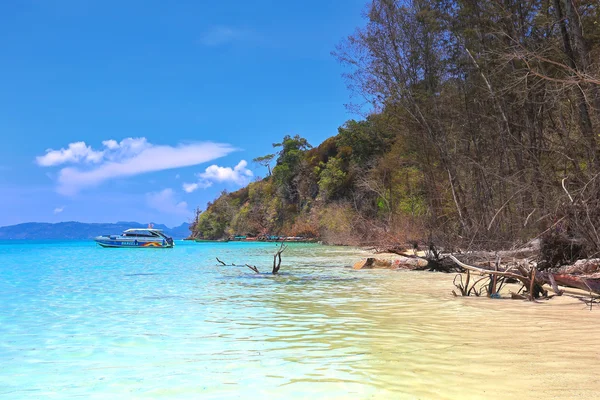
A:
353,255,460,272
382,240,541,262
416,256,462,273
452,270,491,297
216,256,259,273
556,258,600,275
547,273,563,295
449,255,529,284
215,242,288,275
547,259,600,294
449,254,600,299
453,242,541,263
370,243,600,300
448,255,547,299
245,264,260,274
272,243,287,274
551,274,600,294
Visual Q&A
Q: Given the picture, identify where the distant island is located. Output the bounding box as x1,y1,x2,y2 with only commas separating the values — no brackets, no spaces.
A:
0,221,190,240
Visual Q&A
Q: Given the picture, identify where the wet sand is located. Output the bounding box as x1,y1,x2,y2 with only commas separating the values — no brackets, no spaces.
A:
351,267,600,399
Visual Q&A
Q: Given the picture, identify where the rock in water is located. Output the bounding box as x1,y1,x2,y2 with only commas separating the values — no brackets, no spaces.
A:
353,258,375,270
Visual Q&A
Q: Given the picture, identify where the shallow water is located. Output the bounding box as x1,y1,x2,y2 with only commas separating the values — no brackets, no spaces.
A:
0,241,598,399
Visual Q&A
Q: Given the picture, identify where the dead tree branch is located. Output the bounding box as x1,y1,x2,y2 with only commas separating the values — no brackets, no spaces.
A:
245,264,260,274
272,243,288,274
216,242,288,275
216,257,228,266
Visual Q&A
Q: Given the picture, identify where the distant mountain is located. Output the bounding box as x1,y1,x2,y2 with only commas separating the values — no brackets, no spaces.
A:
0,221,191,240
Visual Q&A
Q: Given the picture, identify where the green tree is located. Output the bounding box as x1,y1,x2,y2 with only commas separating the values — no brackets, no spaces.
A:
317,157,347,201
337,117,395,166
271,135,312,204
252,154,275,176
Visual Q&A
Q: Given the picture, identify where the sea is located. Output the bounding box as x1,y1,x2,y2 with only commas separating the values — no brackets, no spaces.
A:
1,240,599,399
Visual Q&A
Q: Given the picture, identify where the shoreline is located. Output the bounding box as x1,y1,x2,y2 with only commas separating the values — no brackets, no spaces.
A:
355,247,600,308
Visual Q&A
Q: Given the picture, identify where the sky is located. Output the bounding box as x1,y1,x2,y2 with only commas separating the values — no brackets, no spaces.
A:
0,0,367,228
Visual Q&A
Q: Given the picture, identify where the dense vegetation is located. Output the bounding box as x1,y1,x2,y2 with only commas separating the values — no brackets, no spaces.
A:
192,0,600,252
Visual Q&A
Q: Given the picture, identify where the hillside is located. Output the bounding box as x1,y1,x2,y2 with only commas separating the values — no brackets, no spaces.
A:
0,222,191,240
191,0,600,254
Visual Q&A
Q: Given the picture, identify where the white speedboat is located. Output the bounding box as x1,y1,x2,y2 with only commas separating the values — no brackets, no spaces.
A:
94,228,174,248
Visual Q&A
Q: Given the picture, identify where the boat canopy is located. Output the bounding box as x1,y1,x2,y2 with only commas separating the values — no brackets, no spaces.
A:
122,229,167,238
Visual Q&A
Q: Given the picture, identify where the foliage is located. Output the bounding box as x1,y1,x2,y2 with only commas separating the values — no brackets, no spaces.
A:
193,0,600,251
252,153,275,177
317,157,347,201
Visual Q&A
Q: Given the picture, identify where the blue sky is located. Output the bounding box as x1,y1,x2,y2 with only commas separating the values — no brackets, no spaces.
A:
0,0,366,227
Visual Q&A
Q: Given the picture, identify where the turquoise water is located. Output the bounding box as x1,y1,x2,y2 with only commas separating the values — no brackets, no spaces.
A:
2,240,599,399
0,241,375,398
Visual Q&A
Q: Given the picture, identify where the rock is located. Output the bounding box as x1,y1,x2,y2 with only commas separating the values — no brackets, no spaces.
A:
372,259,395,269
353,256,429,270
353,258,375,270
392,256,430,269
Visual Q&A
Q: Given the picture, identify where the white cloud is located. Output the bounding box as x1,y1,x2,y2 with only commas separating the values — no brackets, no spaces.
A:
53,206,65,214
36,137,236,195
182,182,199,193
36,141,104,166
182,181,214,193
146,188,191,216
201,160,253,184
102,139,119,150
37,137,153,168
182,160,253,193
104,137,151,160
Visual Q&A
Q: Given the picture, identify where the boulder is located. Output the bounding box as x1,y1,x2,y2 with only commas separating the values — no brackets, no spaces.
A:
353,256,429,270
372,259,396,269
392,256,430,269
353,258,375,270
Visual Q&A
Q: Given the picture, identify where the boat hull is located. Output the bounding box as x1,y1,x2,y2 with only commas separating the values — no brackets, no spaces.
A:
95,238,173,248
